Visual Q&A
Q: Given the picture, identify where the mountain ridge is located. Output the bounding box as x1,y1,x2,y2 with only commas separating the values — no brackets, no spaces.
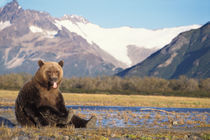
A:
117,22,210,79
0,0,205,77
3,0,201,66
0,0,125,77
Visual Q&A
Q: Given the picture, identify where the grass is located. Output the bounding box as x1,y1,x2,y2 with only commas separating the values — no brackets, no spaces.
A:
0,89,210,108
0,124,209,139
65,93,210,108
0,89,210,139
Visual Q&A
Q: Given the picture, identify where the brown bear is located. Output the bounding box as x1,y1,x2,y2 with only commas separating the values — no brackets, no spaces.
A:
15,60,96,128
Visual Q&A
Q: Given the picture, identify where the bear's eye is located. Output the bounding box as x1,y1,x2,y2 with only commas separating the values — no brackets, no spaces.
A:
55,71,59,75
46,71,51,75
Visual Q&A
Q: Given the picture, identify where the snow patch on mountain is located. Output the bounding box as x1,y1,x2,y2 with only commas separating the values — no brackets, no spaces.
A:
6,56,25,69
4,48,25,69
0,21,11,31
3,48,11,63
54,20,93,43
30,25,43,33
55,18,200,66
29,25,57,38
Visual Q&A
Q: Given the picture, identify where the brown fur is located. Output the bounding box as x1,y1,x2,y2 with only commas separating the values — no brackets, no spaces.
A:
15,60,69,127
15,60,96,128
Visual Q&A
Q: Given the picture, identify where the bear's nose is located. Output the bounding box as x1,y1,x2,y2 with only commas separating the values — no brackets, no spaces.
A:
50,78,58,82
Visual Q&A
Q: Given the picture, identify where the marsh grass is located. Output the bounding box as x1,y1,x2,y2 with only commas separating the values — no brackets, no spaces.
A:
0,125,77,139
0,90,209,129
0,113,209,139
0,89,210,108
64,93,210,108
0,89,210,139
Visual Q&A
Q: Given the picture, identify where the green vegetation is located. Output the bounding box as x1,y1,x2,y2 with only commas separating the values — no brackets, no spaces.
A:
0,73,209,97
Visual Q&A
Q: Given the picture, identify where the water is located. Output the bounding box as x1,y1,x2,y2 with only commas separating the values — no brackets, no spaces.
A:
0,106,209,128
66,105,210,128
66,105,210,113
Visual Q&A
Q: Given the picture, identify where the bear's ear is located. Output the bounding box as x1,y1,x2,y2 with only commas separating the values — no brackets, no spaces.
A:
58,60,64,67
38,60,45,67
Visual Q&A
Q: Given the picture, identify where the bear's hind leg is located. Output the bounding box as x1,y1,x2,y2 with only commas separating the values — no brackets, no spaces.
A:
70,115,97,128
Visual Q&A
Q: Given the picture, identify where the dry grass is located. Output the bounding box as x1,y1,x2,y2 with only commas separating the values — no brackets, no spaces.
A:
0,89,210,108
0,124,209,140
63,93,210,108
0,90,18,106
0,89,210,139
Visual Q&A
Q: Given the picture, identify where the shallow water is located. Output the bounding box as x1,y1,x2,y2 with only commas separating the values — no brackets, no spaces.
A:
66,105,210,128
0,106,209,128
67,105,210,113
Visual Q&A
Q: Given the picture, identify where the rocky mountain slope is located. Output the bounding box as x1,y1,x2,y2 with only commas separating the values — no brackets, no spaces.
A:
0,0,125,77
0,0,201,77
117,22,210,79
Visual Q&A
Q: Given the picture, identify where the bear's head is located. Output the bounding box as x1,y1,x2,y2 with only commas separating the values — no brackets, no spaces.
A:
34,60,64,89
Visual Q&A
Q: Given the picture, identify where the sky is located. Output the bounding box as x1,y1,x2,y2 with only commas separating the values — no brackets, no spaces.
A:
0,0,210,29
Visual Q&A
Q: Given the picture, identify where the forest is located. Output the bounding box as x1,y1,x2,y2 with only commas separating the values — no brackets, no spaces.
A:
0,73,209,97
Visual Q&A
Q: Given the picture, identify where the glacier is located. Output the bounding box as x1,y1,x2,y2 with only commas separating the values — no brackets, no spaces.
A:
54,17,200,66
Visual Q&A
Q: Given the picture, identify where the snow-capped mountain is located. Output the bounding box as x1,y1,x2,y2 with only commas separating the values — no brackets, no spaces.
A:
0,0,125,77
54,17,200,66
0,0,202,77
117,22,210,79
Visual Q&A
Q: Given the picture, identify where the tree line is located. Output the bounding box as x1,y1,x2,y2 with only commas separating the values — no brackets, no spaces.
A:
0,73,209,97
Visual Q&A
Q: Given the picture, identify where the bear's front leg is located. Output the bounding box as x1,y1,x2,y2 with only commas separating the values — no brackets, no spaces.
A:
23,105,49,127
